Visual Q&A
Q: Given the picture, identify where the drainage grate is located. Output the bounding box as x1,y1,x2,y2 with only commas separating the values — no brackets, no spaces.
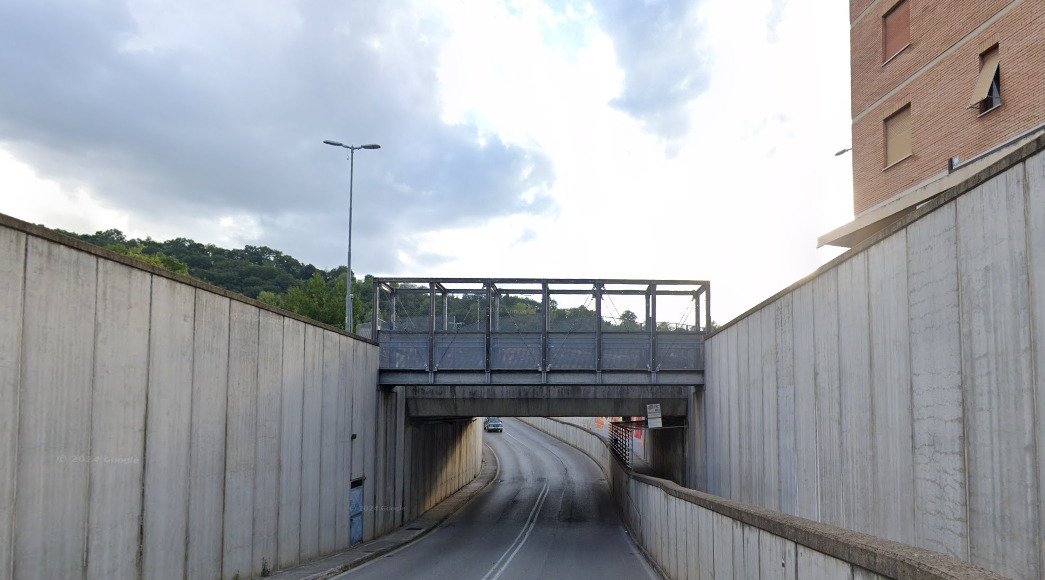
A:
406,527,423,531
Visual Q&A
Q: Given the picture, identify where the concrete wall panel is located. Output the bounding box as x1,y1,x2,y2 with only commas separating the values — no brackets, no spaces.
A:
737,320,752,505
774,295,797,516
716,334,730,497
278,318,305,567
142,277,196,579
669,494,680,579
223,301,260,579
730,520,744,576
187,291,231,579
86,261,151,580
712,512,733,579
813,270,843,526
760,308,780,512
758,531,796,580
675,496,688,579
741,524,759,579
360,342,379,540
299,325,323,559
696,506,714,580
730,328,742,500
352,340,365,480
319,331,340,554
702,340,719,493
0,228,25,580
253,310,284,576
906,202,969,559
336,335,353,546
957,166,1039,578
747,312,765,508
15,239,96,579
791,284,819,521
867,232,915,544
837,254,875,534
1029,151,1045,571
685,502,699,580
796,544,852,579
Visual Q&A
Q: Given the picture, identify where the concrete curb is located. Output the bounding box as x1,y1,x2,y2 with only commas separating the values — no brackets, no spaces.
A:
269,442,500,580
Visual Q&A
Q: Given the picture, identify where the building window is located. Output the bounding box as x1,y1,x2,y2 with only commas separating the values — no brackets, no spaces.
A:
884,104,912,168
883,0,910,62
969,45,1001,114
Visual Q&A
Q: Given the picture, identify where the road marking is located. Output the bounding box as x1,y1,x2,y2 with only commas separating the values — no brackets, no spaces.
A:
481,481,550,580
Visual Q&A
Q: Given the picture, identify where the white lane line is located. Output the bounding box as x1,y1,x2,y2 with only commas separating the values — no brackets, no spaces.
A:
480,481,550,580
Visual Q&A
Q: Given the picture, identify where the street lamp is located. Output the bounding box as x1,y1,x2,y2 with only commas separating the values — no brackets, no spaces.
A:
324,140,381,332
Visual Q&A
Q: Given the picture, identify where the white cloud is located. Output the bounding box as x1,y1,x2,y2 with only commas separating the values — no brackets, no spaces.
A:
0,0,853,323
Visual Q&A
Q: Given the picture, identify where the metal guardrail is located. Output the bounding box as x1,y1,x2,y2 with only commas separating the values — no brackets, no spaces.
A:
609,421,635,470
371,278,709,383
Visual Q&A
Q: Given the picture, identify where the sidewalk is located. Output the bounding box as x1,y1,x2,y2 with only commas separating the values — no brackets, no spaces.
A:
270,443,499,580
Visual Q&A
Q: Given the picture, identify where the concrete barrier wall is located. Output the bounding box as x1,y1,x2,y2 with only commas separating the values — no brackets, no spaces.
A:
0,215,383,580
523,417,1004,579
703,137,1045,579
614,465,1005,580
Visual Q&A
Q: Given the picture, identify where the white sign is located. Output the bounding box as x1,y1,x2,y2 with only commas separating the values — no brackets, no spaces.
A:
646,403,662,429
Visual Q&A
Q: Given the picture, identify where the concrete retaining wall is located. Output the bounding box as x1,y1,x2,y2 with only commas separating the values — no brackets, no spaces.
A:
0,215,383,580
703,135,1045,579
402,417,484,522
524,417,1004,579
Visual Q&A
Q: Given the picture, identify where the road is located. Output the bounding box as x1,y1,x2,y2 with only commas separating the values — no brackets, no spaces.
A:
337,418,659,579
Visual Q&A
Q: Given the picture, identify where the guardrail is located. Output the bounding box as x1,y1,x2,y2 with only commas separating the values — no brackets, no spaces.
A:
371,278,709,382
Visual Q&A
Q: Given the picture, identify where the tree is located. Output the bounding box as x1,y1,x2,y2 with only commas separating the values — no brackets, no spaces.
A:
106,243,190,276
617,309,641,330
273,273,347,329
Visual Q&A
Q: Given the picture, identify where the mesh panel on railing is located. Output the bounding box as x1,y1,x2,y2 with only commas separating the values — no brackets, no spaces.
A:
490,334,542,370
609,422,633,469
655,333,703,370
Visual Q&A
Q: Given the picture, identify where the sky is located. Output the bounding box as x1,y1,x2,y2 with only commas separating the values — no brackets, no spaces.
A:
0,0,853,324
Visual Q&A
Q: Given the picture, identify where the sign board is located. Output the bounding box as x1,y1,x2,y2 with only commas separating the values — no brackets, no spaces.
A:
646,403,662,429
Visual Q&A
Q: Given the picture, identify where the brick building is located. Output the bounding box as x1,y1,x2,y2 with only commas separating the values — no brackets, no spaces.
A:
820,0,1045,247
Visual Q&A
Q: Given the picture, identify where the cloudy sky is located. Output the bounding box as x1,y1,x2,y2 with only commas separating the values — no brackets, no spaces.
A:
0,0,852,324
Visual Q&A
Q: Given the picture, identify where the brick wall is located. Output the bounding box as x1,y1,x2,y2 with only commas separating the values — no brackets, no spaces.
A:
849,0,1045,214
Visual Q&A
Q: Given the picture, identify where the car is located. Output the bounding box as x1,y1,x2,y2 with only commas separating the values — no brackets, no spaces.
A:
484,417,503,432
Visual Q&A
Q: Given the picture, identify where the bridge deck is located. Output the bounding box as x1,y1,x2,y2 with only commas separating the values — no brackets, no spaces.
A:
371,278,708,387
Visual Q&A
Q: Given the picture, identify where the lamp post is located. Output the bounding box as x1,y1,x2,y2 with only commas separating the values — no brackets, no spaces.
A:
323,140,381,332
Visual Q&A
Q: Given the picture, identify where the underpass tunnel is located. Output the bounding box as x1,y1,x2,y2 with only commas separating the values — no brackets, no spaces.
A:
480,415,690,487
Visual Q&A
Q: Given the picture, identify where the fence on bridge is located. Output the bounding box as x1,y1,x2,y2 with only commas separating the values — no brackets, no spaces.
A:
371,278,709,385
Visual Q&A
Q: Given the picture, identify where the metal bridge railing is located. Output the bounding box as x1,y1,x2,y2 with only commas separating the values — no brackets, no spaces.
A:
609,421,635,470
372,278,709,379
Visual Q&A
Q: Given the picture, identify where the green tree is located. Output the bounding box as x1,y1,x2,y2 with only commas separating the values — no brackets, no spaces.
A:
270,273,348,329
616,309,641,331
106,244,190,276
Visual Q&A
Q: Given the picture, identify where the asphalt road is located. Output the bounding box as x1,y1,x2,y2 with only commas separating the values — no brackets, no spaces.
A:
337,418,659,580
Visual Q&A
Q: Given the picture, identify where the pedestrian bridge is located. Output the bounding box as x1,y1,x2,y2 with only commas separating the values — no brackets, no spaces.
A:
368,278,708,416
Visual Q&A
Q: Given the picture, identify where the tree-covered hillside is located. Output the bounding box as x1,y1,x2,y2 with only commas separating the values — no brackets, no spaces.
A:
56,227,323,298
55,227,650,333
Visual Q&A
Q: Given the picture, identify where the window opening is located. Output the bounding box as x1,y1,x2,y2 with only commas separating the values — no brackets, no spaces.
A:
969,46,1001,114
883,0,910,62
884,104,912,168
